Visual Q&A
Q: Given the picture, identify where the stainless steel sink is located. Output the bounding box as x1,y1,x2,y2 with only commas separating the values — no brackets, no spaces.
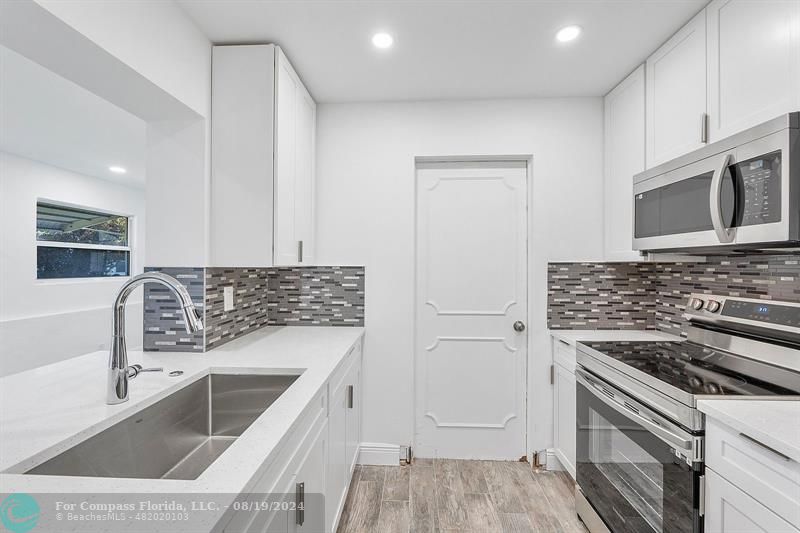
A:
25,373,300,480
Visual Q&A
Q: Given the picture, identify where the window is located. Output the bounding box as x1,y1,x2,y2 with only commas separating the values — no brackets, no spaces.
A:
36,202,130,279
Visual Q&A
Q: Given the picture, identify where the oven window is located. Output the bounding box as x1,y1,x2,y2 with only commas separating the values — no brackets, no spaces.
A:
589,410,664,531
576,380,698,533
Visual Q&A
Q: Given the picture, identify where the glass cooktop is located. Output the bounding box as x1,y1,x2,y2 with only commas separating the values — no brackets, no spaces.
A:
580,340,800,398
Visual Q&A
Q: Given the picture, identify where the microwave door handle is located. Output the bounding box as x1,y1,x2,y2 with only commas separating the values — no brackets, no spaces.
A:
710,153,736,243
576,370,693,455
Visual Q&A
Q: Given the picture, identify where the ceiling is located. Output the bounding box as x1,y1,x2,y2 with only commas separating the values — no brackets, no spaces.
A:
0,45,146,188
178,0,707,103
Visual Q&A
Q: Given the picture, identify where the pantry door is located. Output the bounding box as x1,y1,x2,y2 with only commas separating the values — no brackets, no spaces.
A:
415,160,528,459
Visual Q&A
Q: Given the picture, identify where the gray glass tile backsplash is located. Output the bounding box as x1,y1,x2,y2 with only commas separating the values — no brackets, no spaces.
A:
143,266,365,352
548,254,800,336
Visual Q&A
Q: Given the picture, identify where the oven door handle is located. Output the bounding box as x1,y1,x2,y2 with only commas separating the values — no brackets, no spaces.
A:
576,368,694,455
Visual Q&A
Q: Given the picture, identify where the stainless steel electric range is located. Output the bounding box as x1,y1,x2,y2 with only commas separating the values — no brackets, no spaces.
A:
573,293,800,533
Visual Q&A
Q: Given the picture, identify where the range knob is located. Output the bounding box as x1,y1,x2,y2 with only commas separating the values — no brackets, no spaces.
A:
689,298,704,310
706,300,721,313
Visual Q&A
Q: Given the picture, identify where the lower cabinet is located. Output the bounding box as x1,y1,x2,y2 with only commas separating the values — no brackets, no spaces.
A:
551,337,577,479
552,361,576,478
217,337,363,533
706,468,799,533
704,418,800,532
327,341,363,531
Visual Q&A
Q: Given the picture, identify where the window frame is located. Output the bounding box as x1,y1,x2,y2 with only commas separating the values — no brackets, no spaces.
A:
35,199,134,282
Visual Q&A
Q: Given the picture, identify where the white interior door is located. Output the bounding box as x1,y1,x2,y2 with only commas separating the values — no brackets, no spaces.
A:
414,161,528,460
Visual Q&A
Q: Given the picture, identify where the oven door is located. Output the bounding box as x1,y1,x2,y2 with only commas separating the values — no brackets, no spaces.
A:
575,368,703,533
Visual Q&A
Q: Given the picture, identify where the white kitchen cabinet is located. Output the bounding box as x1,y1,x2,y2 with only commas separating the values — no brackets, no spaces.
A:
551,337,577,479
646,10,707,168
706,0,800,142
274,47,316,266
705,418,800,530
292,419,329,533
603,65,645,261
706,468,799,533
327,340,363,532
211,44,316,267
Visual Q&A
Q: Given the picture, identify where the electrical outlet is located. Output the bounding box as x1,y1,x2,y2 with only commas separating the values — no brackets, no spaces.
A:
224,286,234,312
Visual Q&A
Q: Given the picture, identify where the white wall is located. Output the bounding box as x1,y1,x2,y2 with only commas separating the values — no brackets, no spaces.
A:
0,153,146,376
34,0,211,119
315,98,604,456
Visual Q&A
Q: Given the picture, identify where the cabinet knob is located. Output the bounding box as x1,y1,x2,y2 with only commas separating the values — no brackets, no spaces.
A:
513,321,526,332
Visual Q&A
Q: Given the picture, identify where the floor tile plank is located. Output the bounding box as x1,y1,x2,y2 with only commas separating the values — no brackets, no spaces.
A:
376,500,410,533
384,465,411,501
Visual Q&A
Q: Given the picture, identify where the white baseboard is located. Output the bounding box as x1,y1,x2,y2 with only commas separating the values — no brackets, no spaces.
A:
545,448,562,471
357,442,400,466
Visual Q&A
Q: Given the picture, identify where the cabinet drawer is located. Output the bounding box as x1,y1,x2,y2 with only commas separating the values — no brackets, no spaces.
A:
706,418,800,528
552,337,576,372
706,468,799,533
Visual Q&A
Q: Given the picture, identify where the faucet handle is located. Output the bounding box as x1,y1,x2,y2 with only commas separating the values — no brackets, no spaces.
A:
127,364,164,379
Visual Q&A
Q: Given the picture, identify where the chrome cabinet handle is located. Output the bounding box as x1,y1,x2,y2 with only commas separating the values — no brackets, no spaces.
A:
513,321,526,332
297,240,304,263
739,433,792,462
296,481,305,525
710,153,736,244
347,385,354,408
701,113,709,144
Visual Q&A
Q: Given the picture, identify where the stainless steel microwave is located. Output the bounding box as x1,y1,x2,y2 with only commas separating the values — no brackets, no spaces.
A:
632,112,800,253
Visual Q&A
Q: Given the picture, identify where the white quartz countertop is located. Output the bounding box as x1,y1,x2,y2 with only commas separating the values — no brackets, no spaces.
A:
550,329,682,346
698,399,800,463
0,326,364,496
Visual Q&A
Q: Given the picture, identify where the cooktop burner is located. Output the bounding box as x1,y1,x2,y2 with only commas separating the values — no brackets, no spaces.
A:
580,340,800,398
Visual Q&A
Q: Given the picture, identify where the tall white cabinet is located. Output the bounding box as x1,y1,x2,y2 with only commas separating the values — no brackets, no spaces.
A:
274,48,317,265
211,44,316,267
645,10,707,168
706,0,800,142
603,65,645,261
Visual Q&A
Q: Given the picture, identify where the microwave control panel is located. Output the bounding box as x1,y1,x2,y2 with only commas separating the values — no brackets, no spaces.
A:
734,150,782,227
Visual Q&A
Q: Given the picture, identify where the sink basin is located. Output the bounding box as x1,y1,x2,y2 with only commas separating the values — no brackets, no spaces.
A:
25,373,300,480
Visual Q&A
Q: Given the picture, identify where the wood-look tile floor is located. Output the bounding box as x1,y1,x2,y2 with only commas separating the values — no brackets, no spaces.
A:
336,459,589,533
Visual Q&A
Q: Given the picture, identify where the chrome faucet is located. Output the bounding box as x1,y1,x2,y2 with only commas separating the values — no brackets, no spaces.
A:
107,272,203,405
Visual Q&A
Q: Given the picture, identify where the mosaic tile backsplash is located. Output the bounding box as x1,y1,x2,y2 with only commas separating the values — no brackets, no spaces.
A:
143,266,365,352
143,267,205,352
268,267,366,326
548,254,800,336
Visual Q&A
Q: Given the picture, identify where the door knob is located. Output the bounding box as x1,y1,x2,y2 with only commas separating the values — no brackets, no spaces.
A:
513,321,526,332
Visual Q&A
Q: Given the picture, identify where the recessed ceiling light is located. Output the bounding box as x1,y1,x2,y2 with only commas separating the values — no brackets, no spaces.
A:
372,32,394,49
556,25,582,43
109,166,127,174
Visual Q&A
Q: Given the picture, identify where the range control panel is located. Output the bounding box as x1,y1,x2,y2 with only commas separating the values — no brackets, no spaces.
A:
722,299,800,328
685,293,800,332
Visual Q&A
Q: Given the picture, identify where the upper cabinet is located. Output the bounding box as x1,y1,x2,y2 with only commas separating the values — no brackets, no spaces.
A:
274,48,317,266
604,65,645,261
645,10,707,168
706,0,800,142
211,44,316,267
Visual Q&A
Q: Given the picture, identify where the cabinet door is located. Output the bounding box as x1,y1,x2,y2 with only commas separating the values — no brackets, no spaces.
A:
326,376,348,531
604,65,645,261
274,49,299,265
707,0,800,141
294,85,316,264
292,420,328,533
344,350,362,475
273,47,316,266
553,362,576,479
706,468,799,533
646,10,707,168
